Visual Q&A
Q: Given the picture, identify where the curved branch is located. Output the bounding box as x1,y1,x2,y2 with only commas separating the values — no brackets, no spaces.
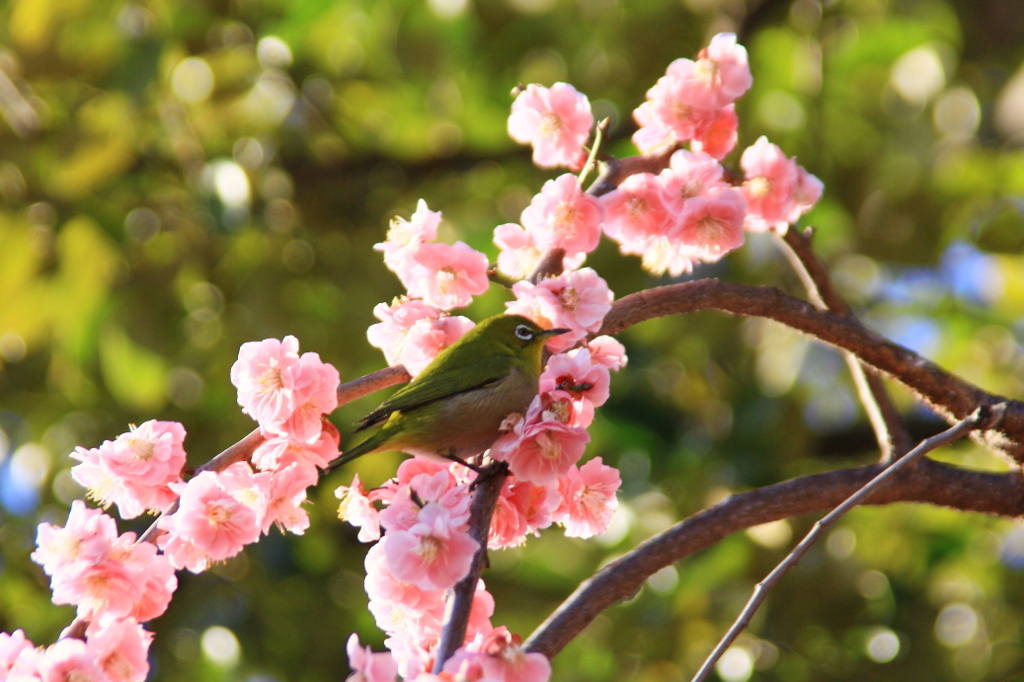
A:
599,280,1024,461
524,456,1024,659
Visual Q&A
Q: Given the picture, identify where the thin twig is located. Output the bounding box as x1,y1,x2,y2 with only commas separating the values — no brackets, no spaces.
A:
688,406,997,682
432,462,510,672
774,229,914,461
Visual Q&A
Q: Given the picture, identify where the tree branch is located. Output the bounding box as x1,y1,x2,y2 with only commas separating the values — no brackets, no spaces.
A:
598,280,1024,461
776,228,914,461
524,450,1024,659
433,463,510,672
689,406,995,682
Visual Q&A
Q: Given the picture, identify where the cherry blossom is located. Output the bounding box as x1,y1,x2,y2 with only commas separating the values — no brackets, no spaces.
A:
336,473,382,543
250,422,340,475
492,223,586,280
600,172,675,255
400,242,490,311
520,174,605,255
555,457,621,538
739,135,805,233
587,336,629,371
376,199,442,271
1,630,39,680
157,464,261,572
507,83,593,170
506,268,613,353
676,186,747,262
230,335,303,427
85,617,152,682
39,638,106,682
368,299,476,377
70,420,187,520
346,634,399,682
383,503,479,590
445,627,551,682
658,150,727,213
492,413,590,486
254,462,318,535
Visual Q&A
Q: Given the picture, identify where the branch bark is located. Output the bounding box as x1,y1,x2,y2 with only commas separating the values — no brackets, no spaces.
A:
433,463,510,672
524,453,1024,659
598,280,1024,461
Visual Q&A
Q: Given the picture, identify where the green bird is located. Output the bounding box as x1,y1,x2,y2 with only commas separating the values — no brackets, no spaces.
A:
326,314,569,472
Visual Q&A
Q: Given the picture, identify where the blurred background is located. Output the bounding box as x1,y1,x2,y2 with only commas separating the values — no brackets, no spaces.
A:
1,0,1024,680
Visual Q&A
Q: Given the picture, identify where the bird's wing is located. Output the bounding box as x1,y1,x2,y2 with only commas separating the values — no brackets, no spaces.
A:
355,352,512,431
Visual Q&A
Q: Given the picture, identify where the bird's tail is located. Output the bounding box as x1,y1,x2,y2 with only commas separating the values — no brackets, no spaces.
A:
323,430,387,474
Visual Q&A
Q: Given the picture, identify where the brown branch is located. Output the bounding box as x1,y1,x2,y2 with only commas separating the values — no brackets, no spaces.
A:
598,280,1024,462
585,148,675,197
690,406,995,682
776,228,914,461
525,448,1024,659
433,463,510,672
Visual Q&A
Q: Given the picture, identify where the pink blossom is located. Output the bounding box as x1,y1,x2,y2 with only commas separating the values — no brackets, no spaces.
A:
787,165,824,224
691,104,738,160
376,199,442,271
129,548,177,622
494,416,590,486
520,174,604,255
696,33,753,107
492,223,586,281
383,503,479,590
85,618,152,682
555,457,621,538
447,627,551,682
658,150,726,213
1,631,39,680
508,83,593,170
639,236,696,277
346,634,399,682
364,543,446,623
631,102,676,155
541,348,611,409
490,478,561,547
336,473,381,543
506,268,613,354
587,336,628,371
230,336,303,427
400,242,490,311
379,470,470,534
32,501,118,577
157,464,261,571
254,462,318,535
251,422,340,475
739,136,800,233
33,503,173,622
264,352,340,443
600,173,675,255
70,421,187,520
367,299,476,377
39,639,106,682
676,186,747,262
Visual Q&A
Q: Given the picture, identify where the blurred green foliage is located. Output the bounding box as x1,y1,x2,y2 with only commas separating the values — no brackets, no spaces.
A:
1,0,1024,680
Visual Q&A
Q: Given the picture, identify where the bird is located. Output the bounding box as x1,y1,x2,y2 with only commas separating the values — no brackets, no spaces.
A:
325,314,569,472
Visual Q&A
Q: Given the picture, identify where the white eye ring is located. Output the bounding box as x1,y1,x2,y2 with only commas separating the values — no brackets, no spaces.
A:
515,324,534,341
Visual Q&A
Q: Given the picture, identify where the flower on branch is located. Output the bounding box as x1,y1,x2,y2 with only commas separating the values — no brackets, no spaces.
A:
508,83,593,170
69,420,187,520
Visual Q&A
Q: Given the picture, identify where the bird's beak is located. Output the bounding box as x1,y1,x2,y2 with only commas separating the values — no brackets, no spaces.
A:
538,328,571,338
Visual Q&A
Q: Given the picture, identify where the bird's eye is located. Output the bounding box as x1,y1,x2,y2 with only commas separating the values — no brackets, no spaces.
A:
514,324,534,341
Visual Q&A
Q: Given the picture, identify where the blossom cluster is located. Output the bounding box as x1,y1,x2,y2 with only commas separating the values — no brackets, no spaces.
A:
8,337,341,681
1,620,152,682
337,451,616,680
506,33,821,277
13,502,171,681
